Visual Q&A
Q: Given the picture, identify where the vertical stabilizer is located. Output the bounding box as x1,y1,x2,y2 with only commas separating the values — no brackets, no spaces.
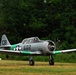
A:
0,34,11,47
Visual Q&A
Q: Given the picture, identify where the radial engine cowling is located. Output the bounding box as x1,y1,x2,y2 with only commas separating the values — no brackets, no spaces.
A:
48,40,56,52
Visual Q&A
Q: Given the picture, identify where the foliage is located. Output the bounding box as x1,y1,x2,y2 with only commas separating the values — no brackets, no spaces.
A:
0,0,76,62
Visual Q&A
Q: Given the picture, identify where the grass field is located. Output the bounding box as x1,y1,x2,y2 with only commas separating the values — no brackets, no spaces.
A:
0,60,76,75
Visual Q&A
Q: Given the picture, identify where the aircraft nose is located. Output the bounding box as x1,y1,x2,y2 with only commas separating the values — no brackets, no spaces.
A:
48,41,55,51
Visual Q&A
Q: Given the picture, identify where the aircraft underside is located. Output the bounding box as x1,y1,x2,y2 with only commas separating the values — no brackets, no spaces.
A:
29,55,54,66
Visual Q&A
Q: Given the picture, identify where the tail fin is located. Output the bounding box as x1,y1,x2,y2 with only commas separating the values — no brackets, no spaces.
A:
0,34,11,47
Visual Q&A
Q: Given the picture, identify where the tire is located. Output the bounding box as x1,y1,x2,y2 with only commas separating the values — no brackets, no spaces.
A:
49,59,54,65
29,60,34,66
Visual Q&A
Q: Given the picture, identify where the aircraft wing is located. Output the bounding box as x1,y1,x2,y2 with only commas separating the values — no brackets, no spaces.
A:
0,49,76,55
0,49,42,55
53,49,76,54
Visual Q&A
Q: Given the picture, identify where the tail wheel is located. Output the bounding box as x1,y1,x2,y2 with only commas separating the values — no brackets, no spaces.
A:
6,55,9,59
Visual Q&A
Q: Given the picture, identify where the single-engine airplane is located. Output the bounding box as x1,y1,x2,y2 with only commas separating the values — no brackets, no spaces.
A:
0,34,76,65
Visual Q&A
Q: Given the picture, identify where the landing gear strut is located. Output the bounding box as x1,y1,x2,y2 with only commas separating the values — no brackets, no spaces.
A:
29,56,34,66
49,55,54,65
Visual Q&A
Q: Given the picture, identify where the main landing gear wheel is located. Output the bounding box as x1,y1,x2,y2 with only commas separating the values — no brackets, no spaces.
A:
49,59,54,65
29,60,34,66
49,55,54,65
29,56,35,66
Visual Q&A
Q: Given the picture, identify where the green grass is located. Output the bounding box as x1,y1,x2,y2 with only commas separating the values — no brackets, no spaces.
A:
0,60,76,75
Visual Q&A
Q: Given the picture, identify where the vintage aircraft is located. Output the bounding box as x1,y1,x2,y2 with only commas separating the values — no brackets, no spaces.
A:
0,34,76,65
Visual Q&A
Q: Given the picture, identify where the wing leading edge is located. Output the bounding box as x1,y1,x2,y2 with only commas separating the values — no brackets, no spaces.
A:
0,49,76,55
0,49,42,55
53,49,76,54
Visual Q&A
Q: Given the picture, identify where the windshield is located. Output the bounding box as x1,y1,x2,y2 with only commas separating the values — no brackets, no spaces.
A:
22,37,40,44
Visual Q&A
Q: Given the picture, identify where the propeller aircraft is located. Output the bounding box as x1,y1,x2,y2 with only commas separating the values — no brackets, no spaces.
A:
0,34,76,65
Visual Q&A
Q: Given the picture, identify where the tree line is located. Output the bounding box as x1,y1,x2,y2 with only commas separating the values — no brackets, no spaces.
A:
0,0,76,62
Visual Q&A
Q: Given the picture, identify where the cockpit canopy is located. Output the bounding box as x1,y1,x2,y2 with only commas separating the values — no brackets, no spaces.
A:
22,37,40,44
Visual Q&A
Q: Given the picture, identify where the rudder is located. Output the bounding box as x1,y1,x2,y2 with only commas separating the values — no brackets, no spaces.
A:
0,34,11,47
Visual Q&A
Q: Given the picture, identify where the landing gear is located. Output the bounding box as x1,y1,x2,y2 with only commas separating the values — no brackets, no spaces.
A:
49,55,54,65
29,56,35,66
